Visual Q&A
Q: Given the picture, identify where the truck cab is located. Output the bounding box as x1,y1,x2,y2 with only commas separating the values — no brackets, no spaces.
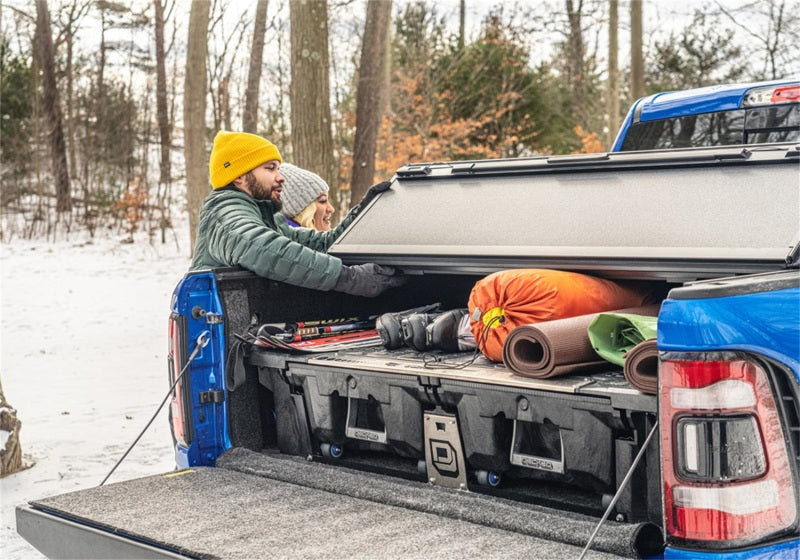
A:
612,79,800,152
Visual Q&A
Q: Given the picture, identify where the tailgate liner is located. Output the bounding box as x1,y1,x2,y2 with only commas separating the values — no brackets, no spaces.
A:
219,448,662,558
22,449,662,559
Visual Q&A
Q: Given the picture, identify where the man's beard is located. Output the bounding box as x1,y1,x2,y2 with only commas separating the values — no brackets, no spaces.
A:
244,172,282,211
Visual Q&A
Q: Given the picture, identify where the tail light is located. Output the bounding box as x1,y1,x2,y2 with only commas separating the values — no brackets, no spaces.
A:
168,313,192,448
660,355,797,547
742,84,800,107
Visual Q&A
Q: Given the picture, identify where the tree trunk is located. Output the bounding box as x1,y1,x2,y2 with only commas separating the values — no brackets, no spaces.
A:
154,0,172,243
0,380,26,477
565,0,586,124
184,0,211,253
458,0,465,51
630,0,644,100
243,0,268,133
350,0,392,206
154,0,171,187
35,0,71,213
607,0,619,147
64,1,89,185
290,0,337,190
220,74,231,131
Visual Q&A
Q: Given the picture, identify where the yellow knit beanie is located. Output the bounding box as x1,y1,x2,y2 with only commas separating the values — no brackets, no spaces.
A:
209,130,282,189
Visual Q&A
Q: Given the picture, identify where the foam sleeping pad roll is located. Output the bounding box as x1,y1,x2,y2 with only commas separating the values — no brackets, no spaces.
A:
468,269,655,363
502,305,660,379
623,339,659,395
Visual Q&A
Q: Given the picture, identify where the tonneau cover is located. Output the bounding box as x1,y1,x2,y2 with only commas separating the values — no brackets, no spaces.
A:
331,144,800,280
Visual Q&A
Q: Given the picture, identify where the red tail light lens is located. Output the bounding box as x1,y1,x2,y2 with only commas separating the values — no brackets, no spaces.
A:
771,85,800,103
743,84,800,106
168,315,189,447
660,357,797,546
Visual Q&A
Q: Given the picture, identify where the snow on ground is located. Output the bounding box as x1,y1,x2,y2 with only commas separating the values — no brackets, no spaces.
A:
1,225,192,559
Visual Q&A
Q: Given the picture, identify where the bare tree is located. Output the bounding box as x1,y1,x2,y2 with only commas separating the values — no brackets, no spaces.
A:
715,0,799,80
154,0,170,187
630,0,644,100
207,8,248,134
606,0,619,147
565,0,586,110
243,0,268,133
153,0,172,242
184,0,211,252
458,0,465,51
350,0,392,206
35,0,71,213
55,1,91,185
290,0,337,189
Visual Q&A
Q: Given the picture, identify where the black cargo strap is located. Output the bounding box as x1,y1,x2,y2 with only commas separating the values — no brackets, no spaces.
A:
226,337,248,391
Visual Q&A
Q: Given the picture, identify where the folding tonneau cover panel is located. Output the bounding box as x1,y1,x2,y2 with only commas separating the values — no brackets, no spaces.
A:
330,144,800,281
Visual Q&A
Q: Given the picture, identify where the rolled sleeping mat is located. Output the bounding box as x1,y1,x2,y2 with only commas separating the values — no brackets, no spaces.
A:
623,339,659,395
587,310,660,394
502,305,660,379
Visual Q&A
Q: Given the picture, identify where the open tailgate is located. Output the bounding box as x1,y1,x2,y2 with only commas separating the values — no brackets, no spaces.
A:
17,449,662,559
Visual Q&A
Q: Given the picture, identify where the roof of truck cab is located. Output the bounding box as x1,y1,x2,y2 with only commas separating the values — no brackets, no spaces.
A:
634,78,800,122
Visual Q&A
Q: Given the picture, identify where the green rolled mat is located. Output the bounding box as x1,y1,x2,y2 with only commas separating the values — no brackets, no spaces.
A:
587,312,658,367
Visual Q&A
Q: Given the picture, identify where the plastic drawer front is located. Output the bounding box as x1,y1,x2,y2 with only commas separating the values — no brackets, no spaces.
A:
260,363,432,458
256,360,656,522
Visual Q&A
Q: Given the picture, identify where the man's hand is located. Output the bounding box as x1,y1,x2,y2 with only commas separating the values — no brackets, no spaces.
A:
333,263,406,297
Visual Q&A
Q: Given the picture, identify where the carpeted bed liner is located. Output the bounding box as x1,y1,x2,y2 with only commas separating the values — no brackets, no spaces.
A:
27,448,663,559
27,460,649,560
217,447,664,558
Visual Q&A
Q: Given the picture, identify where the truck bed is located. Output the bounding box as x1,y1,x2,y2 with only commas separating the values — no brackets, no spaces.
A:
17,449,662,559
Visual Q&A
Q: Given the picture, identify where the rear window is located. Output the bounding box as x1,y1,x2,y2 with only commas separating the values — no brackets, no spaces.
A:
621,104,800,151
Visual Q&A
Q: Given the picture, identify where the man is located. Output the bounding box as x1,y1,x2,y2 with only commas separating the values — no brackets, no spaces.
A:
190,130,403,297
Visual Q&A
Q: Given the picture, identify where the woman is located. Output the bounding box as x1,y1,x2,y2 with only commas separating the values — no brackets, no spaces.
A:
279,163,335,231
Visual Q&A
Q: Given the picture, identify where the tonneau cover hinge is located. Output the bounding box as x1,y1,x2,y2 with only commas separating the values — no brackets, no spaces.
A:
786,242,800,268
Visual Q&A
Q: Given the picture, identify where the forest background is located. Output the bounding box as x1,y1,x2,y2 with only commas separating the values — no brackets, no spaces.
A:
1,0,799,250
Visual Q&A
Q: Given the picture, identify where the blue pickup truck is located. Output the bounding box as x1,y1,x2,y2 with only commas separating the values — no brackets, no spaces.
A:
15,87,800,559
613,78,799,151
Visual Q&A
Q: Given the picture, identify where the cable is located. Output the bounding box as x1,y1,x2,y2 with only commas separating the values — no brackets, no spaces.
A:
422,314,504,370
578,420,659,560
99,331,210,486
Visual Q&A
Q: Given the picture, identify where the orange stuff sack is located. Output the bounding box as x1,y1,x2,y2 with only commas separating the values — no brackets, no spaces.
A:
468,269,653,362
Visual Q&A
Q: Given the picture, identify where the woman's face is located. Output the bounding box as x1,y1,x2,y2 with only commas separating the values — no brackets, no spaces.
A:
313,193,335,231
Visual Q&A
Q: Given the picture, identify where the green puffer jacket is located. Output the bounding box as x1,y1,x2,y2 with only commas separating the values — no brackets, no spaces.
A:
190,187,357,291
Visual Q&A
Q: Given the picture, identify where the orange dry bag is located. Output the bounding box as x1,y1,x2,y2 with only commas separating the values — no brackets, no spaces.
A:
468,269,653,362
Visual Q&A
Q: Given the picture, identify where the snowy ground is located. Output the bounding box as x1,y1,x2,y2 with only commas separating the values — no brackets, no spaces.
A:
1,225,192,559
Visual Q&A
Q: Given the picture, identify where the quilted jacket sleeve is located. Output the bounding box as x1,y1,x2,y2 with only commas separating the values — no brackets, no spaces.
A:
202,191,343,291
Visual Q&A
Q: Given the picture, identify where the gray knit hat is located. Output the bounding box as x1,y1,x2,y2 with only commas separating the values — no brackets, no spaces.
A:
280,163,330,218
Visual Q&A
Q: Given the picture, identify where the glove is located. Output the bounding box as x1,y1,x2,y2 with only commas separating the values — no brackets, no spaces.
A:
351,181,392,217
333,263,406,298
360,180,391,207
